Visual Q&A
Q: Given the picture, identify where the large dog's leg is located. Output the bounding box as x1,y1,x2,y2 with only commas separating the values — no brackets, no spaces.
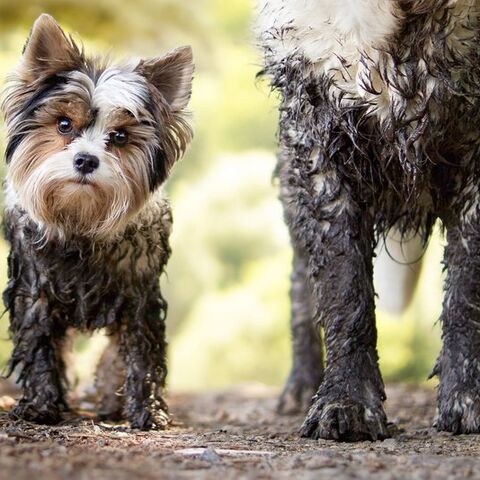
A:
435,218,480,433
278,247,324,414
8,297,67,424
288,167,388,441
121,286,169,430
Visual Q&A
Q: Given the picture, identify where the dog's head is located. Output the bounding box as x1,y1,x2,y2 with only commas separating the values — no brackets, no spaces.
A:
2,14,193,239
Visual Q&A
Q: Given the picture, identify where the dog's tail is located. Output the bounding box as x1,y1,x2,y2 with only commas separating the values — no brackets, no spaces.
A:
374,231,424,314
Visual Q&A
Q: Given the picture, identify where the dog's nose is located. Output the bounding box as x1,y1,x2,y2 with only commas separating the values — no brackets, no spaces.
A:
74,153,99,175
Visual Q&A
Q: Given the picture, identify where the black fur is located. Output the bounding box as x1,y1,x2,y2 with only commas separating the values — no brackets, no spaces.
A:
261,2,480,440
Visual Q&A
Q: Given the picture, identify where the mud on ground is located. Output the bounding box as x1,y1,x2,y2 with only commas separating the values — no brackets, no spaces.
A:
0,384,478,479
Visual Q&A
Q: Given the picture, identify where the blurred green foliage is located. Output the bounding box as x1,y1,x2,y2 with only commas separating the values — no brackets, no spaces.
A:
0,0,442,391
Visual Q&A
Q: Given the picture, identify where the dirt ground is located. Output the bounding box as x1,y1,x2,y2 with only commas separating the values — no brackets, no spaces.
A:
0,383,479,480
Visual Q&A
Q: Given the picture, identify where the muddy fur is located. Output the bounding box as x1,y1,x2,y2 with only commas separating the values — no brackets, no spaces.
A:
259,1,480,440
4,196,172,429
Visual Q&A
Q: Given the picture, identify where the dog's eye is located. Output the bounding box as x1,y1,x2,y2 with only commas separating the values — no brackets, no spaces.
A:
109,130,129,147
57,117,73,135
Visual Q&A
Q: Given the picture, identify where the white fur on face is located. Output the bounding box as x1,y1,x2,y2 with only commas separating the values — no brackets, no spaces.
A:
93,68,149,120
6,67,154,239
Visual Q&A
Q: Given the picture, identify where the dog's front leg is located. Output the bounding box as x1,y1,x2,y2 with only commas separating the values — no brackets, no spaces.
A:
288,167,388,441
121,286,168,430
435,216,480,433
8,302,67,424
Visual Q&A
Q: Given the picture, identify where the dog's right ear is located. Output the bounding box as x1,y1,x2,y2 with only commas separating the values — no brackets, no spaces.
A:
19,14,82,82
137,46,194,112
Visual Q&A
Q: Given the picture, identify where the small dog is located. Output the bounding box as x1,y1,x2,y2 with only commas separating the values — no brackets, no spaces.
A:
2,14,193,429
258,0,480,441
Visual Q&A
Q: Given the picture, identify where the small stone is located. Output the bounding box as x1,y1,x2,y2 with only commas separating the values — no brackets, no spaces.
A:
382,438,397,450
0,396,15,411
200,447,222,463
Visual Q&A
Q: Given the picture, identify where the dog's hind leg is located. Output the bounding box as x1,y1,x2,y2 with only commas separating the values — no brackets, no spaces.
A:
278,247,324,414
434,210,480,434
95,333,126,421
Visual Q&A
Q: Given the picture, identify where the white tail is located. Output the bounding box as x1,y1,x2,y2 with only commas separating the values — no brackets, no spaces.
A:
374,231,424,314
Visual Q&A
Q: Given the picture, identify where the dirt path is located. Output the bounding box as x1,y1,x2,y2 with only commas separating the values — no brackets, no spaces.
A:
0,384,478,479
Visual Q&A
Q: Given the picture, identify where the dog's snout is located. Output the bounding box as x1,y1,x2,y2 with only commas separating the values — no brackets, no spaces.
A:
74,153,99,175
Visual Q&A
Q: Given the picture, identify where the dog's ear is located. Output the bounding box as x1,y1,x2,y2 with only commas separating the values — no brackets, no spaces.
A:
20,14,82,81
136,46,194,112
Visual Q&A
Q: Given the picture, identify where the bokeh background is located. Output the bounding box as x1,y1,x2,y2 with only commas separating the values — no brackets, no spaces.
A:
0,0,444,392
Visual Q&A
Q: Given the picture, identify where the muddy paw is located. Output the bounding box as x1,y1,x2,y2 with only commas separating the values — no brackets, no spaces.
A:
10,400,63,425
277,372,318,415
130,408,169,431
436,390,480,434
300,398,389,442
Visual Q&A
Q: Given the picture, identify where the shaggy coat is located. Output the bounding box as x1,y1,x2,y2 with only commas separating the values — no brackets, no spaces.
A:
2,14,193,429
258,0,480,440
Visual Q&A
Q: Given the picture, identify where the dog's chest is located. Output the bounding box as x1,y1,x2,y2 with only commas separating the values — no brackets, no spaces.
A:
259,0,478,119
259,0,399,65
4,197,171,330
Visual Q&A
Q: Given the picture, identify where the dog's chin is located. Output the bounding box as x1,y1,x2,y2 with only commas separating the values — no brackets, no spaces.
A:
19,179,137,240
70,176,94,186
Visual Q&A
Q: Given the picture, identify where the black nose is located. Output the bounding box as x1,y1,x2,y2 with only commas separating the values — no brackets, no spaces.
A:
74,153,99,175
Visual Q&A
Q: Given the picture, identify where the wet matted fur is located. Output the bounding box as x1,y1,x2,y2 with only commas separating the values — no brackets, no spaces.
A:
258,0,480,440
1,14,193,430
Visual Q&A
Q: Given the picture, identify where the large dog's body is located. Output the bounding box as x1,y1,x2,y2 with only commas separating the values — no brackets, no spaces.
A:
258,0,480,440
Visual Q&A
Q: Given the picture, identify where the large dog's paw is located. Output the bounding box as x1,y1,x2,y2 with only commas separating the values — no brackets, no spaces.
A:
277,370,319,415
130,407,169,431
10,400,63,425
436,389,480,434
300,397,389,442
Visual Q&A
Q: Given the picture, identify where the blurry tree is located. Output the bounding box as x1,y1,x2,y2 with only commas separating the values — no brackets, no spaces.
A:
0,0,210,53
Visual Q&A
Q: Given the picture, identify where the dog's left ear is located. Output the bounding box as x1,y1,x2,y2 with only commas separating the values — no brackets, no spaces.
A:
136,46,194,112
20,14,82,82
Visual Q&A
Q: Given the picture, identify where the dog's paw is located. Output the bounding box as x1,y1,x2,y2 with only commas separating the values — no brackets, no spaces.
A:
10,401,62,425
300,398,389,442
436,390,480,434
130,408,169,431
277,371,318,415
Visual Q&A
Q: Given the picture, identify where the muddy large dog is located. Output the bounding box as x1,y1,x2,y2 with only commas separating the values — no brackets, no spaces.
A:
2,14,193,429
258,0,480,441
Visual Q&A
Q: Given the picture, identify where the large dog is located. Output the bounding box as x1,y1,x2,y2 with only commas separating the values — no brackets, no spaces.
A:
258,0,480,440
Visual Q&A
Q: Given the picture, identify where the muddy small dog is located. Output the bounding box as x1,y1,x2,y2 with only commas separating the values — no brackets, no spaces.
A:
258,0,480,441
2,14,193,429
